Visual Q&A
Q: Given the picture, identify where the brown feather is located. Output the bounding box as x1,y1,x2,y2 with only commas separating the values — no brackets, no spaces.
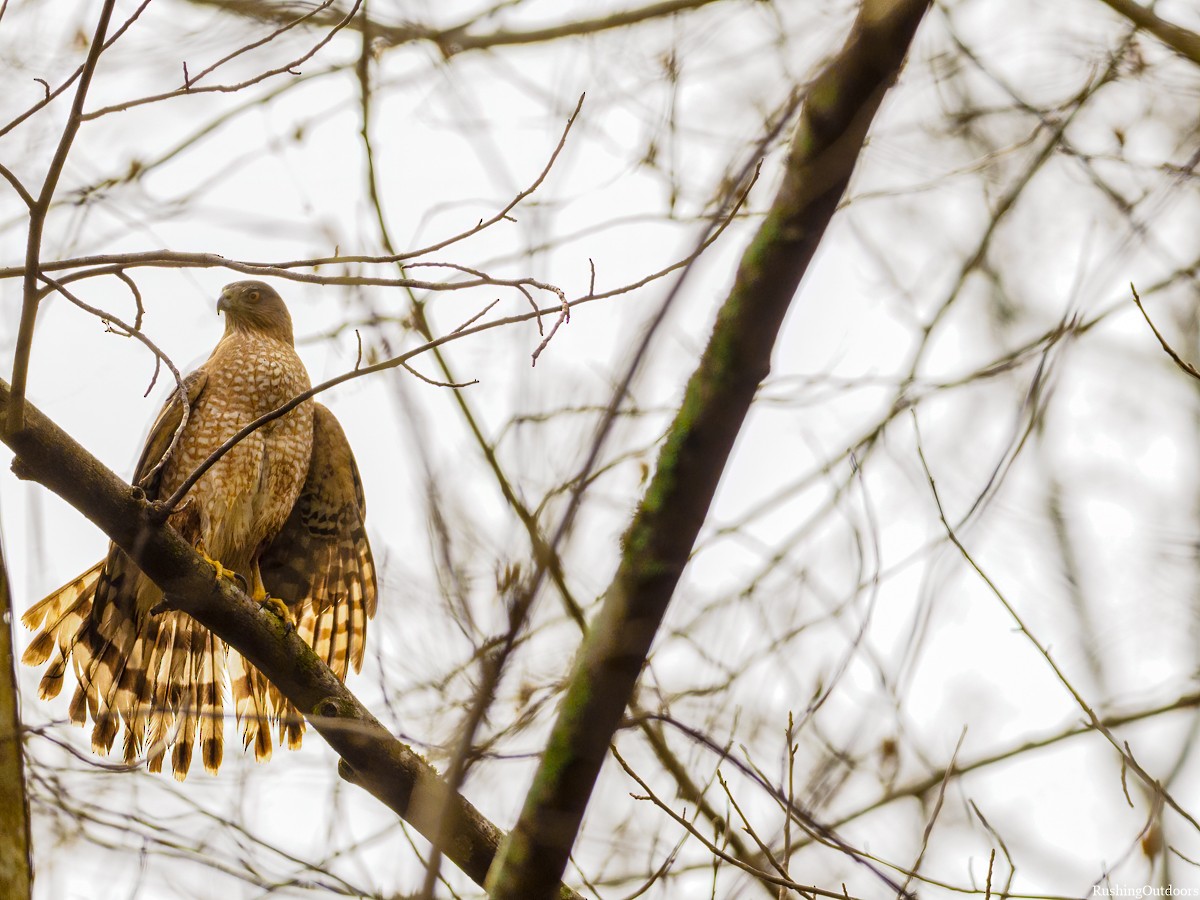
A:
198,629,226,774
261,403,378,676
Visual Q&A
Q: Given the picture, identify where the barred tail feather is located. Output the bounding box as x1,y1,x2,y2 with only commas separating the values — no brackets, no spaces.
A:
303,543,364,681
347,560,369,673
310,566,349,679
21,561,103,700
356,532,378,621
74,564,143,757
24,554,236,780
339,533,374,675
21,561,104,635
173,673,198,781
322,533,375,677
228,650,273,763
198,629,226,774
265,672,305,750
277,696,305,751
251,668,272,761
119,614,160,765
327,583,351,680
271,605,323,750
263,534,375,751
145,614,187,773
164,616,232,780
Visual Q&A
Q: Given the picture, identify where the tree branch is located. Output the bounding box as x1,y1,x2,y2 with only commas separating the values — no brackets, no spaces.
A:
0,532,32,900
9,0,118,434
0,379,582,900
0,0,152,142
0,161,33,208
485,0,933,895
187,0,730,56
1093,0,1200,65
81,0,362,121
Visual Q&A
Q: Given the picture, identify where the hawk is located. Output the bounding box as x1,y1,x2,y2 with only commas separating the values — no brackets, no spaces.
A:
21,281,377,779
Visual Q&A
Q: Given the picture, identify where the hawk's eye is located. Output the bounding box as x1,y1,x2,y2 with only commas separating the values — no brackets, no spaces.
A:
246,290,261,302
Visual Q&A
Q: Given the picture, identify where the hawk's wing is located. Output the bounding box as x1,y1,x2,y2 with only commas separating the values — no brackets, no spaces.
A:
133,369,210,495
260,402,376,749
260,402,377,680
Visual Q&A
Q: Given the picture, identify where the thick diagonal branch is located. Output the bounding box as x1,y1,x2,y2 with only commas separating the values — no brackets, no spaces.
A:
485,1,932,896
1093,0,1200,65
0,537,32,900
0,381,581,900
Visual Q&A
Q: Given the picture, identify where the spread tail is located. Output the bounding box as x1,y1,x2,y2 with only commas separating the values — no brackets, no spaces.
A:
22,552,265,779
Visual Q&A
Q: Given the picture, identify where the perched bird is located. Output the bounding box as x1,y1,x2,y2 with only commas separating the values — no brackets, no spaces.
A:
22,281,377,779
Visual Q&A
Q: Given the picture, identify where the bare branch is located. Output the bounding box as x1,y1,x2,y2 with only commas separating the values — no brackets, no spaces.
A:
913,413,1200,834
183,0,338,89
8,0,118,434
0,0,152,141
0,161,33,208
0,251,560,294
612,748,863,900
1093,0,1200,64
1130,283,1200,381
187,0,730,55
80,1,363,121
488,2,933,895
0,532,32,900
36,275,191,489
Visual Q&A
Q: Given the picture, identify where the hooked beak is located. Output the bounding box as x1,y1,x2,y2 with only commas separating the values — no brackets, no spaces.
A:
216,293,230,315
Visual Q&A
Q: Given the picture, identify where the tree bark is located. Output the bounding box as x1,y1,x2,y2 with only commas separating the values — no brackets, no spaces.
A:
486,1,932,896
0,537,32,900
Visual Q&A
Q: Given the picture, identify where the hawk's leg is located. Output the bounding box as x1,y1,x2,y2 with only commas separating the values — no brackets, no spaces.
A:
196,540,239,584
250,562,293,630
194,542,234,585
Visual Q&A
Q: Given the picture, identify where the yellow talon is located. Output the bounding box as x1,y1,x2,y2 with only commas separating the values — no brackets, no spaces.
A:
250,565,293,628
260,595,293,625
198,548,238,583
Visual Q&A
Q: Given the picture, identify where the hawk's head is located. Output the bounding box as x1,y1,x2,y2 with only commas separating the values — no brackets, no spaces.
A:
217,281,294,344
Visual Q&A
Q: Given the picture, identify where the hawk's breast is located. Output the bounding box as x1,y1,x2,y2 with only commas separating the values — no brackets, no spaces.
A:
162,331,313,572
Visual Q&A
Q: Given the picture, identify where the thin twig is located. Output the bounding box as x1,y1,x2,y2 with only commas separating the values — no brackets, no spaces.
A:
0,252,550,293
530,284,570,365
0,0,151,141
612,747,864,900
9,0,119,434
37,275,190,488
399,362,477,389
898,727,966,897
450,299,501,334
913,411,1200,834
405,93,585,260
112,268,145,330
715,771,790,882
0,161,33,208
81,0,362,121
182,0,336,89
1131,282,1200,380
